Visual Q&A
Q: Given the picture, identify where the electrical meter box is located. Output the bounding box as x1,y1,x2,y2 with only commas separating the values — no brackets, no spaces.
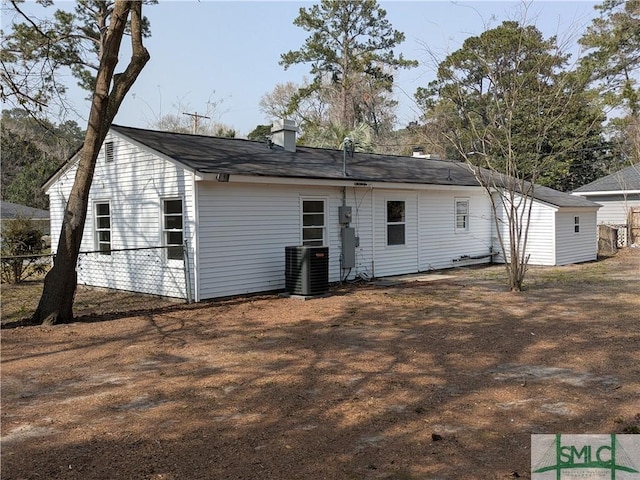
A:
341,227,356,268
339,205,353,224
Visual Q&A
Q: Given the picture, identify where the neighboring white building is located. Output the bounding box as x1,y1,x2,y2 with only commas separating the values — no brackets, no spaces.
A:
43,121,601,301
572,164,640,245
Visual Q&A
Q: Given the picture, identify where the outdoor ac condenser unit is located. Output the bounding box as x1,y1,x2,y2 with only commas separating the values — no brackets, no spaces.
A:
285,246,329,296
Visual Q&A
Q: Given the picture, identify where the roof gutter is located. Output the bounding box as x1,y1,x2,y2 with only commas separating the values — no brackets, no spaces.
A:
572,190,640,196
194,172,482,192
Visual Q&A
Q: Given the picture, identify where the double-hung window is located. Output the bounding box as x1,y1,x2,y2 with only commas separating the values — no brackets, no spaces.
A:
302,199,326,246
455,198,470,232
574,216,580,233
387,200,406,246
95,202,111,254
163,199,183,260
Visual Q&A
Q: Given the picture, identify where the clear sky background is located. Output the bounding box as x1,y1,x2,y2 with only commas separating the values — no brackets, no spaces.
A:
13,1,603,137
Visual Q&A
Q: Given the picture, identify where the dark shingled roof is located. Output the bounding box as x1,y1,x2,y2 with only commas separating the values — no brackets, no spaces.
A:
573,163,640,193
111,125,599,209
1,201,49,220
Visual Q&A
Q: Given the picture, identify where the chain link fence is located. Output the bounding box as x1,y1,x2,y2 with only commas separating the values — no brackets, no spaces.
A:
1,244,193,302
0,252,51,284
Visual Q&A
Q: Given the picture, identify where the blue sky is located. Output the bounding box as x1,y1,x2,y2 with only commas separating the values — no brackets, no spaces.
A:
11,1,602,136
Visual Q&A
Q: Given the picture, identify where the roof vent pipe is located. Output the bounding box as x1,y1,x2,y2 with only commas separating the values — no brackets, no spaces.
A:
271,119,297,152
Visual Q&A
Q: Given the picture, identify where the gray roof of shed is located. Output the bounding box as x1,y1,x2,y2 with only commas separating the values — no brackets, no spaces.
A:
1,201,49,220
573,163,640,193
111,125,599,209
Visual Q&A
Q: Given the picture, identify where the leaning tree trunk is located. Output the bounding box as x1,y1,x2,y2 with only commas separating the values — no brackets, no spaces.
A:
33,1,150,325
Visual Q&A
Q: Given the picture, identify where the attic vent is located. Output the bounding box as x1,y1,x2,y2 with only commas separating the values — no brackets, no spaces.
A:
105,141,114,163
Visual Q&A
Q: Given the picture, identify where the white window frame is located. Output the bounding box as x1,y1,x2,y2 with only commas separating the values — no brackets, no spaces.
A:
386,200,406,246
301,197,327,246
574,216,580,233
162,198,184,261
455,198,470,232
94,201,111,255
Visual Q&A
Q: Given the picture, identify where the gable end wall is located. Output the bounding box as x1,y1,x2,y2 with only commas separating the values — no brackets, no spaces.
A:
46,133,196,298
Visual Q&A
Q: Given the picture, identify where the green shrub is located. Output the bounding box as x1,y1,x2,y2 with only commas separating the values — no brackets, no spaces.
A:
1,216,48,283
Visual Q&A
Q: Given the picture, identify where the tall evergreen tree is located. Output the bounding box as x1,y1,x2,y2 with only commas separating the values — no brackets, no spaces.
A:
280,0,416,134
579,0,640,164
579,0,640,114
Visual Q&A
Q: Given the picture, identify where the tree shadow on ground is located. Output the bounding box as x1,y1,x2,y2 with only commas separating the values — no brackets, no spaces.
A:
1,250,639,479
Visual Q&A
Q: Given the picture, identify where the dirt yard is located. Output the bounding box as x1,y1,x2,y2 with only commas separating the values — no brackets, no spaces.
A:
2,250,639,480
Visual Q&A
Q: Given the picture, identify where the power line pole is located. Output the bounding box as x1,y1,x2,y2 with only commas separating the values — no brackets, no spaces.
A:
182,112,210,134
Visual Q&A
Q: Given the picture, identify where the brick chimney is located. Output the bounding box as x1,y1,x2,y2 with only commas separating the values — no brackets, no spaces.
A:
271,119,297,152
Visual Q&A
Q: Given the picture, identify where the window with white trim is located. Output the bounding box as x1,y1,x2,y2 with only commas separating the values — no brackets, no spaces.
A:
387,200,405,245
574,216,580,233
162,199,183,260
302,199,326,246
455,198,470,232
95,202,111,254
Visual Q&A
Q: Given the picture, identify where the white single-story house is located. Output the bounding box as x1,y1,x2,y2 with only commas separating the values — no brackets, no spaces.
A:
43,121,600,301
572,163,640,246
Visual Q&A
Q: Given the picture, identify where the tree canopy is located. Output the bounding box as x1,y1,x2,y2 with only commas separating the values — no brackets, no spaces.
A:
579,0,640,164
1,109,84,209
416,20,608,192
2,0,153,324
579,0,640,114
1,0,154,115
280,0,416,135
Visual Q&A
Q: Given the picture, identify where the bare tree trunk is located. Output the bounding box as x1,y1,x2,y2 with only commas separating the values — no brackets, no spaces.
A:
33,1,150,325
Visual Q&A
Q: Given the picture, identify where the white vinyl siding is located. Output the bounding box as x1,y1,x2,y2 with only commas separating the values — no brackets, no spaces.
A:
374,192,418,277
576,194,640,225
495,194,557,266
45,133,195,298
555,210,598,265
343,187,374,280
418,190,493,271
196,183,343,300
494,192,598,266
